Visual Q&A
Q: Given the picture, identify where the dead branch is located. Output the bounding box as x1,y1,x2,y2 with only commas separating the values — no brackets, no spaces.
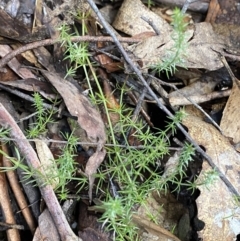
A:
0,103,82,241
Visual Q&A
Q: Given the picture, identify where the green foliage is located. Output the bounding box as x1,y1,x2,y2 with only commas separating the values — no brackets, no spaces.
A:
53,131,88,199
58,13,90,78
93,89,195,239
152,8,189,77
0,8,216,240
27,93,55,138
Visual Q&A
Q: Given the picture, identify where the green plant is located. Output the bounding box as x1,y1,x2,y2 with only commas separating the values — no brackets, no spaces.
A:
56,10,203,240
27,92,56,138
0,7,214,241
152,8,189,77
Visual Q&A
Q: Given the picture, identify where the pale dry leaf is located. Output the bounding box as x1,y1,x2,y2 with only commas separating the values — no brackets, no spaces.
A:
220,83,240,144
85,149,106,201
168,75,219,100
128,22,224,71
196,162,240,241
35,139,59,189
113,0,171,36
182,114,240,240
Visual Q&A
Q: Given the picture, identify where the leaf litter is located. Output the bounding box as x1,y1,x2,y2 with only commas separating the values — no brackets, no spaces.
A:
0,0,239,241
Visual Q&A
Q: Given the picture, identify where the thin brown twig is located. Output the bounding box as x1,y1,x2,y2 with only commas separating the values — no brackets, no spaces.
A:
0,36,140,69
2,144,36,234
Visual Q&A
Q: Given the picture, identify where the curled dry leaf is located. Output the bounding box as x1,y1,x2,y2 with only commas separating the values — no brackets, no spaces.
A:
182,113,240,241
40,70,106,200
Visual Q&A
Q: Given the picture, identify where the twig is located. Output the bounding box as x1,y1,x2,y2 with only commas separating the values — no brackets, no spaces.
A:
86,0,240,198
0,104,81,241
0,153,20,241
2,144,36,234
128,78,153,127
0,222,24,231
141,16,160,35
0,83,73,118
0,36,140,69
181,0,199,13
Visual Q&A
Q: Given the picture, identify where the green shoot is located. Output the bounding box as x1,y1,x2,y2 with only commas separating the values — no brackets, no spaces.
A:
152,8,189,77
27,93,55,138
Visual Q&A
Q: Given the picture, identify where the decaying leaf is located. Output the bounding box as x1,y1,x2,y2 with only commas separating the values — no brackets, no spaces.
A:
168,73,220,100
220,83,240,144
182,113,240,240
40,70,106,200
114,0,229,71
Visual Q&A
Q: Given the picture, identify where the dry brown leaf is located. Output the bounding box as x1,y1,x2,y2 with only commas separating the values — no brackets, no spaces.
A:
11,43,41,68
40,70,106,146
113,0,171,36
40,70,106,200
1,78,53,93
0,45,36,79
220,83,240,144
132,213,181,241
182,113,240,240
